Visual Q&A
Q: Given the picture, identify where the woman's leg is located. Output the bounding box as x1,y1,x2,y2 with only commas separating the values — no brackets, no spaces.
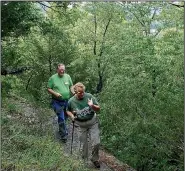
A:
89,121,100,162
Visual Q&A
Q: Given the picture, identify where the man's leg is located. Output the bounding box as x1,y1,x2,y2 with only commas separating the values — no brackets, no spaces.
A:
51,100,68,142
57,109,68,142
89,121,101,168
79,128,89,160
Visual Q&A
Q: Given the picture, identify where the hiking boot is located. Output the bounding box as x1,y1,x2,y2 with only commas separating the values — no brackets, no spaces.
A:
60,138,67,143
59,122,67,137
60,134,67,143
92,161,100,168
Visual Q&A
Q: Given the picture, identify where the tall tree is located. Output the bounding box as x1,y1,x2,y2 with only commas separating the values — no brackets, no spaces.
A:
1,2,42,38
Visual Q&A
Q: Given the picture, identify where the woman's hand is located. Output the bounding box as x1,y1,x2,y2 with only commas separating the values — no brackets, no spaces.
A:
88,98,93,107
70,114,75,121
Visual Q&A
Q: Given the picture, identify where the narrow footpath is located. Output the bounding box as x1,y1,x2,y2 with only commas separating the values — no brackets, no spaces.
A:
52,116,135,171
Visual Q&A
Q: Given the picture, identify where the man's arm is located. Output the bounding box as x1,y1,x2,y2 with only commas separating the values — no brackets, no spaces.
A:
66,111,75,121
89,104,100,112
47,77,62,98
47,88,62,98
88,98,100,112
66,100,75,121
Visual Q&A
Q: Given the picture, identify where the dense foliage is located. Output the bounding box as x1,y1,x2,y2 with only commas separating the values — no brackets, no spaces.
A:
1,2,184,171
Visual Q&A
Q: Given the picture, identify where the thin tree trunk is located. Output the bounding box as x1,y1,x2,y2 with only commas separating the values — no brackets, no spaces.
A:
96,17,112,93
49,55,52,74
26,72,33,90
152,69,157,97
93,11,97,56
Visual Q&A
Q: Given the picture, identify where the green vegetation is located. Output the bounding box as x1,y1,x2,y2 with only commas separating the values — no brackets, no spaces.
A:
2,1,184,171
2,97,90,171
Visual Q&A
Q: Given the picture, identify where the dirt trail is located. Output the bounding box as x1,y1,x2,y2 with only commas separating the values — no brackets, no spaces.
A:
52,116,135,171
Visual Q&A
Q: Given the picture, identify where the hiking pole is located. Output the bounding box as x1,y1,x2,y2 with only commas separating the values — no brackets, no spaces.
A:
70,120,75,155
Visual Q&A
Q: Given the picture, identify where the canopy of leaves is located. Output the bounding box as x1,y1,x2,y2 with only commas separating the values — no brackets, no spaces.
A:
1,2,42,38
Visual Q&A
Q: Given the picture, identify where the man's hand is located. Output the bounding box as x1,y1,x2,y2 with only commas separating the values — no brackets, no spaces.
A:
66,111,75,121
55,92,62,98
88,98,93,107
70,114,75,121
72,111,77,115
48,88,62,98
88,98,100,112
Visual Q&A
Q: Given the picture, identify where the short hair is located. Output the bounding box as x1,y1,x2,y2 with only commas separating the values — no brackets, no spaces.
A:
74,82,85,93
57,63,65,69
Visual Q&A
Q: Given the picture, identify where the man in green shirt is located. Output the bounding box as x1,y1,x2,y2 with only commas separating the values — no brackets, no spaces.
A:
66,82,101,168
47,63,73,143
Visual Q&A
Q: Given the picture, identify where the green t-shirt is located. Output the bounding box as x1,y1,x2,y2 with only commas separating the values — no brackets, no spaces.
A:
48,73,73,100
67,93,99,121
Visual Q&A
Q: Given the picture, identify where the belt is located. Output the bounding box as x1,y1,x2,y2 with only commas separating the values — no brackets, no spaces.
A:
75,118,92,122
52,98,68,102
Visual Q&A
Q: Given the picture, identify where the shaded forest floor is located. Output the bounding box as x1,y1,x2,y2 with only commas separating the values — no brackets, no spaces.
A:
2,96,135,171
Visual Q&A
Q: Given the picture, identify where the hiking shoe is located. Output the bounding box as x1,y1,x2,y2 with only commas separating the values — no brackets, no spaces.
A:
60,136,67,143
92,161,100,168
60,138,67,143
